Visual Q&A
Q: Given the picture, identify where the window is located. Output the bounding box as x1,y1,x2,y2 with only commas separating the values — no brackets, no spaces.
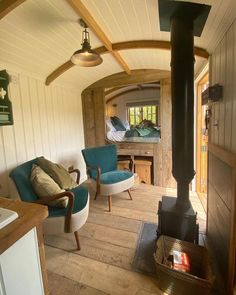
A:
128,105,158,126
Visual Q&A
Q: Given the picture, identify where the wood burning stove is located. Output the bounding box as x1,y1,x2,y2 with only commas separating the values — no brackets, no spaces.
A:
158,196,199,243
157,1,211,243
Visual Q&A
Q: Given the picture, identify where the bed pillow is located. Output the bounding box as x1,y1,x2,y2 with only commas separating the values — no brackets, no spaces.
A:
110,116,126,131
123,120,130,130
37,157,78,190
30,164,68,208
106,117,116,132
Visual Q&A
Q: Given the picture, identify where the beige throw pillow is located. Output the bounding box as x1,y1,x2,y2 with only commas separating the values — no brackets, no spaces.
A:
37,158,77,190
31,164,68,208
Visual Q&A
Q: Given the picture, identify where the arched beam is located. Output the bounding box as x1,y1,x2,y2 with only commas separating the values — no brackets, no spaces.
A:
0,0,26,20
45,46,107,86
104,81,160,96
86,69,170,90
112,40,209,59
106,86,160,104
105,86,126,96
46,61,74,86
45,40,209,85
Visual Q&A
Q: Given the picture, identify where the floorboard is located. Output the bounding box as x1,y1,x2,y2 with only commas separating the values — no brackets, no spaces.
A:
45,183,206,295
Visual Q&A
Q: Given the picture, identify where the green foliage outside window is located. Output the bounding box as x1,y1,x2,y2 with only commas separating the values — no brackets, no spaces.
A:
128,105,157,126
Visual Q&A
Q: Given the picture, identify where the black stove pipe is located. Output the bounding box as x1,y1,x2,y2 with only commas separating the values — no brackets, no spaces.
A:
171,14,195,210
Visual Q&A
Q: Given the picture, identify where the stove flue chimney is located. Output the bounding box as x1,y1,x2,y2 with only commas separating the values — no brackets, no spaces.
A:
157,0,211,242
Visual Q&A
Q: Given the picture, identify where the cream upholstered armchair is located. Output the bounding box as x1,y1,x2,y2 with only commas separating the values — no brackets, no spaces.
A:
82,144,134,211
10,157,89,250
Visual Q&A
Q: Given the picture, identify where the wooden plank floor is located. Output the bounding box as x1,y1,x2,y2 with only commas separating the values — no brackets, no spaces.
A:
45,182,206,295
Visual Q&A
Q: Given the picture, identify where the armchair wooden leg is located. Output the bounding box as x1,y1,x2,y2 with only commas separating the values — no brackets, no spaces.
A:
127,189,132,200
94,191,98,200
74,230,81,251
108,195,112,212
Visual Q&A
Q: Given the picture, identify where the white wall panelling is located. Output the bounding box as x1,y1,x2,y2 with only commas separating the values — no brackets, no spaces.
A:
209,19,236,152
0,68,86,199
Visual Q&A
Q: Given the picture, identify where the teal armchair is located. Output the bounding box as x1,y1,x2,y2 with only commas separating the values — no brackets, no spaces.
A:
9,158,89,250
82,144,134,211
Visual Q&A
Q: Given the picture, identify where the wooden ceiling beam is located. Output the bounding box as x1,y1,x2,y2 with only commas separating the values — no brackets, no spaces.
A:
66,0,131,74
105,86,125,96
105,82,159,96
113,40,171,52
45,41,209,85
45,61,74,86
0,0,26,20
111,51,131,75
106,86,160,104
87,69,170,89
112,40,209,59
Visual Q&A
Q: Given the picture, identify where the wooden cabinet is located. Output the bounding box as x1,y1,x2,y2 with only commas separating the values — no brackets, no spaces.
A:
0,198,48,295
117,142,157,185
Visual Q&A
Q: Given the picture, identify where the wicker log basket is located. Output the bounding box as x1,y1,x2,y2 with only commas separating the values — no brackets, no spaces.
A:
154,235,214,295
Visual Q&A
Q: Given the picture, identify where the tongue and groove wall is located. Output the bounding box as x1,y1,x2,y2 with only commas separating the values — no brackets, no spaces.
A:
0,67,86,199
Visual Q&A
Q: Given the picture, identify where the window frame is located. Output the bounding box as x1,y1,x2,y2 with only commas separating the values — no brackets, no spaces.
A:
127,104,158,126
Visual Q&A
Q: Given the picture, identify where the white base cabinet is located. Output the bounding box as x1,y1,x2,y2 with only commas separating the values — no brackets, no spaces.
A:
0,228,44,295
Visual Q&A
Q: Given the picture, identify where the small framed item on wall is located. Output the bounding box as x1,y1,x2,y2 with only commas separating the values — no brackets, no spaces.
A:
0,70,13,126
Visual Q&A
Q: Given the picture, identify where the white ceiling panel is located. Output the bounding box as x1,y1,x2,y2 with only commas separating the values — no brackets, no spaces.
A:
0,0,103,80
83,0,236,51
120,49,207,78
120,49,171,71
0,0,235,89
82,0,168,42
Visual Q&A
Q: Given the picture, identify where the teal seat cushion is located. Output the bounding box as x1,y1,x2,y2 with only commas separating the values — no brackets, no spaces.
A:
92,170,133,185
48,185,89,217
82,145,117,178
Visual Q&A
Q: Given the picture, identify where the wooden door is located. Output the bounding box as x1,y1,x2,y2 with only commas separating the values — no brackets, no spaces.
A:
196,74,209,206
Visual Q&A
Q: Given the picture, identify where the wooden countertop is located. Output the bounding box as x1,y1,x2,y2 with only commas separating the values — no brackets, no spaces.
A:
0,197,48,254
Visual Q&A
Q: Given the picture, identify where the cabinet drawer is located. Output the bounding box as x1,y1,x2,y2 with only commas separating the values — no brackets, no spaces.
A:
118,149,153,156
117,143,154,150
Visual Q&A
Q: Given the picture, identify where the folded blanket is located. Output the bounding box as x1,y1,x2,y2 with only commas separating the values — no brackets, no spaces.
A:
125,127,159,138
136,127,153,136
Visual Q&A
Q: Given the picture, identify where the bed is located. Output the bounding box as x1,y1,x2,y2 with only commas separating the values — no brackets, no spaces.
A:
106,116,161,143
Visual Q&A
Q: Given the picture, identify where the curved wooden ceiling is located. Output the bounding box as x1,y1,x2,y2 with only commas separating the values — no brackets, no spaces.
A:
3,0,234,89
106,85,160,104
84,69,170,90
45,40,209,86
0,0,209,87
45,0,209,85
